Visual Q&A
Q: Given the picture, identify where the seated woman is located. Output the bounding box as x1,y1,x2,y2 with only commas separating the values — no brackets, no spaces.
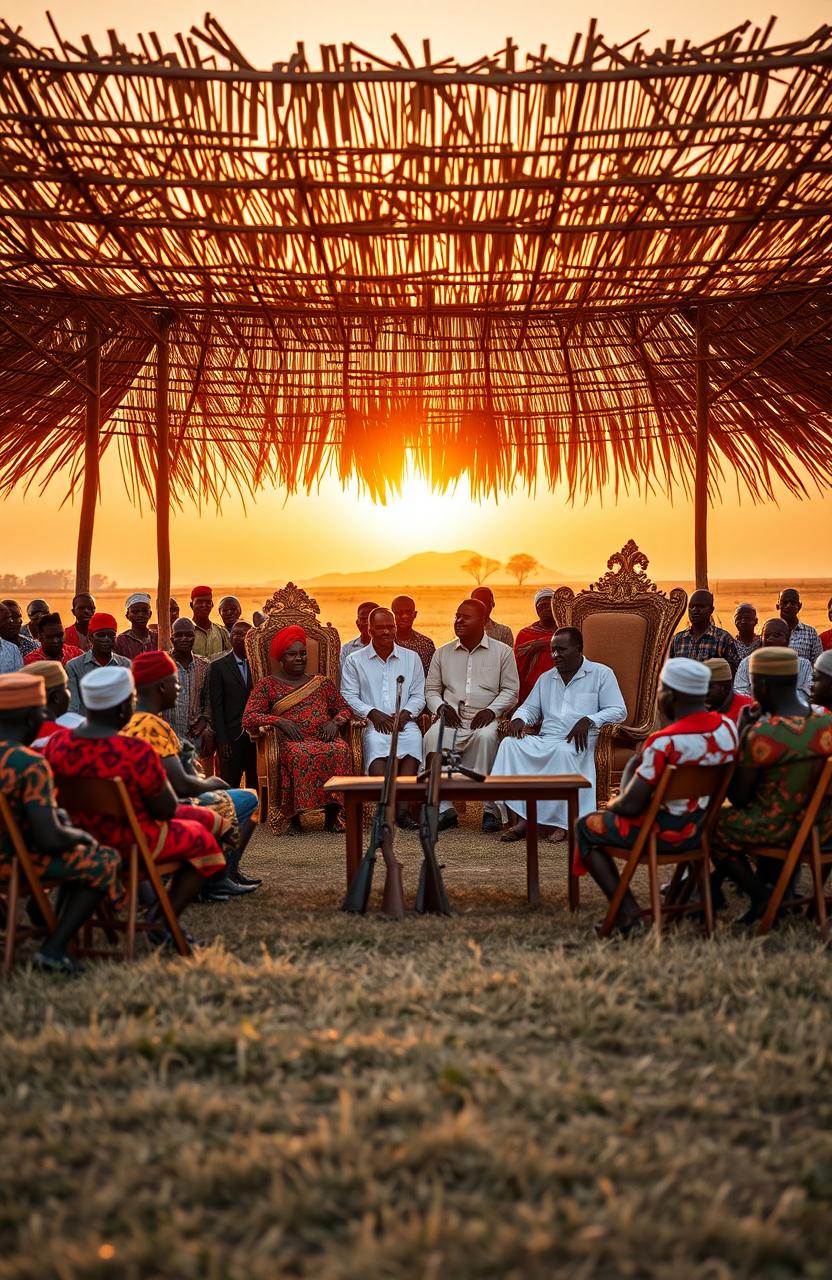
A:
242,625,353,835
514,587,557,703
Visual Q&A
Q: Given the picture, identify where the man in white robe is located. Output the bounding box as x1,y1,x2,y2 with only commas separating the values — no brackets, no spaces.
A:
492,627,626,842
340,607,425,829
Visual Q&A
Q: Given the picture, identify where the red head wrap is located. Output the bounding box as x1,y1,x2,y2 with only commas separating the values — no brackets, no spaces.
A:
132,650,177,687
88,612,118,634
270,625,306,662
190,586,212,600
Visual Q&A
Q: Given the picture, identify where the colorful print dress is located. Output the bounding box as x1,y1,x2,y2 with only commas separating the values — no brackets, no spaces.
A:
43,730,225,876
242,675,352,822
714,713,832,855
0,739,121,901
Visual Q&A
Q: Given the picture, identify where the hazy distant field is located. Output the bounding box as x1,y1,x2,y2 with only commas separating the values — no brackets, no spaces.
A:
40,579,831,644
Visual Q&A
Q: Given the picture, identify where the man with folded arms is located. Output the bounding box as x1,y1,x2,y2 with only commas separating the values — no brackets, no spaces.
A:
492,627,626,844
0,671,121,975
115,592,157,659
66,613,132,715
574,658,738,934
341,607,425,829
424,598,519,833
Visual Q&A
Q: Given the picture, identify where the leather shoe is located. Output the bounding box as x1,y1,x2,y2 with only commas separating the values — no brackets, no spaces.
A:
209,877,257,897
481,813,502,834
437,811,458,831
197,886,230,903
397,813,419,831
233,871,262,887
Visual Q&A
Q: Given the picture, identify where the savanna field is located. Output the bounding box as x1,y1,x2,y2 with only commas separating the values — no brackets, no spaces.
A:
2,577,832,1278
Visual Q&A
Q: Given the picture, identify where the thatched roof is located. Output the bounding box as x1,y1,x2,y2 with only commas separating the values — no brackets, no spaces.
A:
2,15,832,503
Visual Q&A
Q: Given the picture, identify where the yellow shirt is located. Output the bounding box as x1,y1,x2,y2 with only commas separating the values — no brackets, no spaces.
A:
192,621,230,660
121,711,181,758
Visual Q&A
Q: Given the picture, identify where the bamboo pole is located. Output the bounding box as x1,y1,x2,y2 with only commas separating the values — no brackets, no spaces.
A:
694,306,709,592
155,315,175,652
74,317,100,596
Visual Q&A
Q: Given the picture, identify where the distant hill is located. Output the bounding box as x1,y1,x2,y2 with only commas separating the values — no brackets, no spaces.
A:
305,550,565,588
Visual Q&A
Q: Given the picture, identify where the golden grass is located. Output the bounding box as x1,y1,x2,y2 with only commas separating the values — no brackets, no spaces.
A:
2,816,832,1279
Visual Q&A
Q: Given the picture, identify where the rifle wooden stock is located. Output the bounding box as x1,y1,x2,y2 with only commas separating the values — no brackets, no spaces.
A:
416,707,451,916
342,674,406,917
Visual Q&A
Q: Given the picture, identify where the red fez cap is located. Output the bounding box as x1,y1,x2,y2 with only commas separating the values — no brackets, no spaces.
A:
270,625,306,662
190,586,212,599
88,612,118,634
132,650,177,686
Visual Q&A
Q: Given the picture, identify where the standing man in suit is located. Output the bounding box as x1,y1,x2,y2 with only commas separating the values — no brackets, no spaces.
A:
209,621,257,787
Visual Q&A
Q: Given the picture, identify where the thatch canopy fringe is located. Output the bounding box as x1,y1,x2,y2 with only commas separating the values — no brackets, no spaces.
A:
1,16,832,506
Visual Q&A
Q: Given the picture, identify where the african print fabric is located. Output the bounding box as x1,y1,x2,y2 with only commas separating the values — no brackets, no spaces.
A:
574,710,738,876
43,730,225,877
714,712,832,855
734,636,762,661
243,675,352,820
0,739,120,900
396,630,436,676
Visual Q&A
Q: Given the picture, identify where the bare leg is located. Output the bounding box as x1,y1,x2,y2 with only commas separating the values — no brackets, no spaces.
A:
584,849,640,926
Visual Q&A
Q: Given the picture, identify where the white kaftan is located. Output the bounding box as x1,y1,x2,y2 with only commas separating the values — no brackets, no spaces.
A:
490,658,626,828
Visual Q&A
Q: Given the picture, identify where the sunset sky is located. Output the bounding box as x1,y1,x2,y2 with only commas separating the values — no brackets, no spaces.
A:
7,0,832,584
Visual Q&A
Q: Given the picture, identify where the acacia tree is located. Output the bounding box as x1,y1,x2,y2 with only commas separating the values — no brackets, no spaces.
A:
506,554,541,586
461,555,501,585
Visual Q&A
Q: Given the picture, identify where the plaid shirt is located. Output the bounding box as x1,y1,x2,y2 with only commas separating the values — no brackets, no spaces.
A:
787,621,822,665
670,624,740,674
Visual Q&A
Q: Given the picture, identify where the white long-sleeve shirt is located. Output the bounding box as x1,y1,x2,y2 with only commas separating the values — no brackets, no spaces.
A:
340,642,425,720
514,658,627,737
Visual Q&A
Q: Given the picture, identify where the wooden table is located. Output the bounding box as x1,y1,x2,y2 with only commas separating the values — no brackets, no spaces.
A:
324,774,592,908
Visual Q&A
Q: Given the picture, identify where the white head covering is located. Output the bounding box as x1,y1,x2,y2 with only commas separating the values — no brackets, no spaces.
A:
125,592,151,609
660,657,710,697
81,665,135,710
534,587,555,607
814,650,832,677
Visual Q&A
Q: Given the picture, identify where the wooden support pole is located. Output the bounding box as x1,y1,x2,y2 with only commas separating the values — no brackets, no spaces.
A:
155,315,174,653
75,318,100,596
694,306,710,592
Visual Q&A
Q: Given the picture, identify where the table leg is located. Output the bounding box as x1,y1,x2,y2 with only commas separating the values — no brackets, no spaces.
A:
526,799,540,906
345,800,362,887
567,788,580,912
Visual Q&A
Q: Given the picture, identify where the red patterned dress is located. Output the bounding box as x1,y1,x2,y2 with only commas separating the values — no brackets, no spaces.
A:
43,730,226,877
242,675,352,820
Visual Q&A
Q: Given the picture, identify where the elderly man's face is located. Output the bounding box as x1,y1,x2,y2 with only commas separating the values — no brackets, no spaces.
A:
171,620,196,656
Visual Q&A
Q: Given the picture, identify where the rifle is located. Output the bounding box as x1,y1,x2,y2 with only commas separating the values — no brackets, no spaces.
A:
415,706,451,915
342,674,406,919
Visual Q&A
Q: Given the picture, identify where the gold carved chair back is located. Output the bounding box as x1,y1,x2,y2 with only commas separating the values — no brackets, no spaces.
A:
551,541,688,802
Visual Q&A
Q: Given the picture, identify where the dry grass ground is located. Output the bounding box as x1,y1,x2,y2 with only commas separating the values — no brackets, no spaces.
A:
2,814,832,1280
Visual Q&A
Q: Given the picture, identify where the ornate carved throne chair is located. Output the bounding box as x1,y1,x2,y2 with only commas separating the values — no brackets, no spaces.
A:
551,542,687,805
244,584,361,830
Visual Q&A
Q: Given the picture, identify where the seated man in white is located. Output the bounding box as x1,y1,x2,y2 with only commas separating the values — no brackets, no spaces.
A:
340,607,425,829
492,627,627,844
424,598,519,834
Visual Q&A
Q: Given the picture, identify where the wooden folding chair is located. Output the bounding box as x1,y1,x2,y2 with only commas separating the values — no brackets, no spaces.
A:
0,792,61,976
752,757,832,940
55,776,191,959
596,763,734,941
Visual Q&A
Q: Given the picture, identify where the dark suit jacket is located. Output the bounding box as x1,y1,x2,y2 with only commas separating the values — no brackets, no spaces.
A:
209,651,253,744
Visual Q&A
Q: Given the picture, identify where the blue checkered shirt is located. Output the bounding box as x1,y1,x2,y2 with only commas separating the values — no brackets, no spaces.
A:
787,622,822,665
670,624,740,674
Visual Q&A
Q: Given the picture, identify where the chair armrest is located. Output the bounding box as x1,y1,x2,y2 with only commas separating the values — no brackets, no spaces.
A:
497,717,541,739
